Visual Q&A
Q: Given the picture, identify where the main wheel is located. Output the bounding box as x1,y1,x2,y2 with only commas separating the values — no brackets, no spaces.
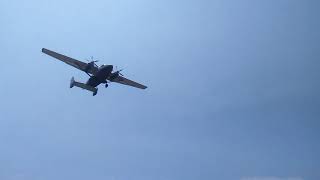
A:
105,83,109,88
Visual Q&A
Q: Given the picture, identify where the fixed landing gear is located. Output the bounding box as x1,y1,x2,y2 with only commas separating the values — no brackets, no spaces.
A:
105,83,109,88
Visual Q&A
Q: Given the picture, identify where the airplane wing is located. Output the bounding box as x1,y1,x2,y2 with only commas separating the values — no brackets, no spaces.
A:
111,76,147,89
42,48,98,75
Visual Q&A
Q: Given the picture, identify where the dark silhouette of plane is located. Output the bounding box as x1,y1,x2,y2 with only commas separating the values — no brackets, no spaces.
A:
42,48,147,96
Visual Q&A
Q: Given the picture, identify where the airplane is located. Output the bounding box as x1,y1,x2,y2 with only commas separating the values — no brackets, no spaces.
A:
42,48,147,96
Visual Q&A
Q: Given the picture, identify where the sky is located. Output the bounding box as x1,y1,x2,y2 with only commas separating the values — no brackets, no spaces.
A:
0,0,319,180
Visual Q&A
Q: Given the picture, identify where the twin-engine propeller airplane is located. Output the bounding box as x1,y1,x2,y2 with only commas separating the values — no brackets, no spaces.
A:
42,48,147,96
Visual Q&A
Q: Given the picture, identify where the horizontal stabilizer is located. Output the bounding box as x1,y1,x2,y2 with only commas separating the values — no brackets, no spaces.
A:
70,77,98,96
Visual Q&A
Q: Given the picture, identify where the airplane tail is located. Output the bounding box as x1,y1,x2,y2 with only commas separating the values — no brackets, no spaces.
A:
70,77,75,88
70,77,98,96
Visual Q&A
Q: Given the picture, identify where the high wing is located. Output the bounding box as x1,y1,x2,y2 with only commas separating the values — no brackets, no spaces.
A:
42,48,98,75
111,76,147,89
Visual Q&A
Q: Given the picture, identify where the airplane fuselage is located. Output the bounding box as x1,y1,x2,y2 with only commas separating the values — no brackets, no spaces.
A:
86,65,113,87
42,48,147,96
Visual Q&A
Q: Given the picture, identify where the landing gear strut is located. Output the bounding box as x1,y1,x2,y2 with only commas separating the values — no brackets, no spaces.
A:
105,83,109,88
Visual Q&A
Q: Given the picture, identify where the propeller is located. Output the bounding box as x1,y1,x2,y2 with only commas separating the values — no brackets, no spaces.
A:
114,66,124,76
90,56,99,63
86,56,99,67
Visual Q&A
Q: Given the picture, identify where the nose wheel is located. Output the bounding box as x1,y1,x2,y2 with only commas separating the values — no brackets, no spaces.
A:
105,83,109,88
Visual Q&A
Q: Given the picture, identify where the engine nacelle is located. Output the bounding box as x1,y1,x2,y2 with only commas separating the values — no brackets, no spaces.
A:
85,62,95,73
109,72,120,81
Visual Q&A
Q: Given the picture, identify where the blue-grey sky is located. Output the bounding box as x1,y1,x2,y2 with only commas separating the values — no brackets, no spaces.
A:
0,0,319,180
